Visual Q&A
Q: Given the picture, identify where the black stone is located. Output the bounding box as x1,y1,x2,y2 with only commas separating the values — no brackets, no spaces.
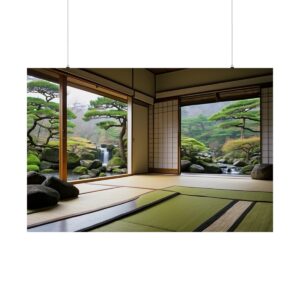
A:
181,160,192,172
27,171,46,185
27,185,59,209
189,164,205,173
43,177,79,200
251,164,273,180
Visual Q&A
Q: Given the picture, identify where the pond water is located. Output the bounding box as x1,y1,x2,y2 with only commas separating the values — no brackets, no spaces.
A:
42,171,123,181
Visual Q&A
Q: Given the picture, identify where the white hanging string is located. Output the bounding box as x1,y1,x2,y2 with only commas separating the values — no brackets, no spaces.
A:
66,0,69,67
231,0,234,68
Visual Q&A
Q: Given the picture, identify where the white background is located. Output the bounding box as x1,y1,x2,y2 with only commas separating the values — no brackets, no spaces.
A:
0,0,299,299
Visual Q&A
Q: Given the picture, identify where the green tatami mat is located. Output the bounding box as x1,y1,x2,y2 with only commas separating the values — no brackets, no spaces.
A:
95,195,232,232
131,190,178,208
233,202,273,232
91,220,169,232
164,186,273,202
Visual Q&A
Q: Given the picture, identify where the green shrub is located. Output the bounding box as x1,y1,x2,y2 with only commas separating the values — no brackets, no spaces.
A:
27,153,40,166
108,156,125,167
80,152,95,160
72,166,88,175
241,165,254,175
99,172,106,177
27,164,40,172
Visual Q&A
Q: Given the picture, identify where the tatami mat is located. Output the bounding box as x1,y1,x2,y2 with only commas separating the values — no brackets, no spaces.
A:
74,183,117,194
88,174,273,192
27,187,152,228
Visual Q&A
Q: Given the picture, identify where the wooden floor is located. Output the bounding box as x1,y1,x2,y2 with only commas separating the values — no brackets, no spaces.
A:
27,173,273,229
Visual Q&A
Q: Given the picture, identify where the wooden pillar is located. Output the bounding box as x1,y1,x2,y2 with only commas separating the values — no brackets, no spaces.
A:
59,75,68,180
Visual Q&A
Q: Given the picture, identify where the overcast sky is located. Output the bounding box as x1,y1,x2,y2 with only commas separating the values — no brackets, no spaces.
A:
27,76,103,108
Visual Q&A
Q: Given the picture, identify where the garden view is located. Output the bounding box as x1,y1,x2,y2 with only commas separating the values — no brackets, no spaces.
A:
181,99,261,175
27,76,128,180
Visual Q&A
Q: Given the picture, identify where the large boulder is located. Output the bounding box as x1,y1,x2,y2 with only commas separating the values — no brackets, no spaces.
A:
189,164,205,173
27,185,59,209
43,177,79,200
80,160,93,168
89,159,102,169
181,160,192,172
251,164,273,180
41,148,59,163
27,171,46,185
197,160,223,174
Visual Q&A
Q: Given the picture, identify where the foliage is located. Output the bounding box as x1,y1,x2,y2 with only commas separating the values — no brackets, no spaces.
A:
27,165,40,172
181,137,207,161
209,99,260,138
222,137,260,161
108,156,125,168
27,153,40,166
83,97,127,162
27,79,76,148
72,166,88,175
241,165,254,175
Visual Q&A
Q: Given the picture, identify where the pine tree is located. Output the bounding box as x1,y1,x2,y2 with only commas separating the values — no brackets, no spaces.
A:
83,97,127,162
209,99,260,138
27,79,76,148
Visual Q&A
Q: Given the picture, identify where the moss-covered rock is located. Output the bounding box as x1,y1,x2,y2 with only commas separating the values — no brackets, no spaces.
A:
112,168,127,174
42,168,55,173
67,152,81,168
108,157,125,168
40,160,59,170
41,148,59,163
196,160,222,174
27,153,40,166
189,164,205,173
241,165,254,175
80,152,95,160
72,166,88,175
27,164,40,172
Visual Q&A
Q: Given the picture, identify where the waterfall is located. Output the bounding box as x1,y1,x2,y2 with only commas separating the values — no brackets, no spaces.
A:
100,146,109,166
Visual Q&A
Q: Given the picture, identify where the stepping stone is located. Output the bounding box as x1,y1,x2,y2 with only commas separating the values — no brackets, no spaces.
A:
27,171,46,185
43,177,79,200
27,185,59,209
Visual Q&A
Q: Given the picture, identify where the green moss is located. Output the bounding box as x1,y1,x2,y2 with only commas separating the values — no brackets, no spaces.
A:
241,165,254,175
112,168,127,174
27,164,40,172
42,169,55,173
72,166,88,175
80,152,95,160
108,156,125,167
67,152,80,164
27,153,40,166
99,172,106,177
